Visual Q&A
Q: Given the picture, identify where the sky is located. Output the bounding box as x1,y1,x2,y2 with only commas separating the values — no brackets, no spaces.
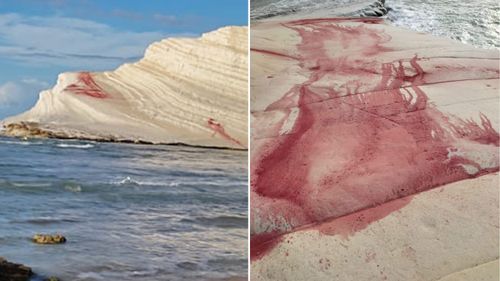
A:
0,0,248,119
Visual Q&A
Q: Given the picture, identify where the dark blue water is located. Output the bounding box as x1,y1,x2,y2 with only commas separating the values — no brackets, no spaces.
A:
0,136,247,281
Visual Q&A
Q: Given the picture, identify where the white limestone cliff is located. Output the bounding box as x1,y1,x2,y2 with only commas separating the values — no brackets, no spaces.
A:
1,26,248,149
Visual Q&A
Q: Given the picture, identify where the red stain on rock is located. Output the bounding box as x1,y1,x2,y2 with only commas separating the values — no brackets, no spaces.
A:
251,48,299,60
449,113,499,146
251,19,499,260
316,196,413,239
207,118,244,148
64,72,108,98
250,231,284,261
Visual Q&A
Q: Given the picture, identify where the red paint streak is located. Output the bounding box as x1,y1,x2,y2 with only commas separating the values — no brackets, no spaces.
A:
251,19,499,260
250,231,283,261
64,72,108,98
207,118,244,148
251,48,298,60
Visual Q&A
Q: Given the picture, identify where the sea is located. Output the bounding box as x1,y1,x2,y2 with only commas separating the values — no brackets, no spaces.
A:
0,136,247,281
251,0,500,49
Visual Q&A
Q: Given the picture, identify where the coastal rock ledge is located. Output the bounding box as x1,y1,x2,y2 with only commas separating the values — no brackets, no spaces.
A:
250,17,499,281
1,26,248,149
0,257,32,281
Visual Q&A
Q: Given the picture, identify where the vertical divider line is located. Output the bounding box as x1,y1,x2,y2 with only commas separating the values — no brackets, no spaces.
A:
247,0,252,279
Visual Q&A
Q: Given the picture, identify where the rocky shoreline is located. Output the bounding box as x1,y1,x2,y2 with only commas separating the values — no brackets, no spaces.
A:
0,122,246,150
1,122,152,143
0,257,59,281
251,0,388,20
0,257,32,281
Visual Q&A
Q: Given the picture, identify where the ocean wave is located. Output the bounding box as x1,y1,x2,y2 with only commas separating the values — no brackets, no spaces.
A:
10,217,81,225
0,139,44,146
1,180,83,192
113,177,245,188
56,143,95,149
114,176,181,187
10,182,52,188
118,176,140,185
180,215,247,229
64,184,82,192
76,272,105,280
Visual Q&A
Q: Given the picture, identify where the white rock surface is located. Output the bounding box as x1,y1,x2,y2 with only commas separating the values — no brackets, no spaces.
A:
2,26,248,149
250,17,499,280
252,174,499,281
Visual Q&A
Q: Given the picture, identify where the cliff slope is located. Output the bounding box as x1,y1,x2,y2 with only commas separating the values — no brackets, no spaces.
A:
2,26,248,149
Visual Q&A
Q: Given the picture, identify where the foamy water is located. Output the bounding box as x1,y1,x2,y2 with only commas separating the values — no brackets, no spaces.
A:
251,0,500,49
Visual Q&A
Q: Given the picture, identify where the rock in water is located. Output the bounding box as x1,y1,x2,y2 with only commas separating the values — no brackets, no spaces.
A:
0,257,33,281
1,26,247,149
250,17,499,280
32,234,67,244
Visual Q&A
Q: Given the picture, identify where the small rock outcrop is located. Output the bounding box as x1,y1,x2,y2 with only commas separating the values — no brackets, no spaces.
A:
32,234,67,244
0,257,33,281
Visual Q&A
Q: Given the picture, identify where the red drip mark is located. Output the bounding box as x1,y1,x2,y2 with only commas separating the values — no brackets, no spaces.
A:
64,72,108,98
207,118,244,148
251,19,499,260
449,113,499,146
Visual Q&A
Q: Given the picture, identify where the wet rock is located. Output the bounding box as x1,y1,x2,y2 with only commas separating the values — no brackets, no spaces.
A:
0,257,33,281
358,0,388,17
32,234,67,244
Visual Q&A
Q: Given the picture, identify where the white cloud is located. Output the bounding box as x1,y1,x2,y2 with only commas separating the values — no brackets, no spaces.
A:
0,13,196,69
153,14,178,24
0,79,49,118
152,13,201,27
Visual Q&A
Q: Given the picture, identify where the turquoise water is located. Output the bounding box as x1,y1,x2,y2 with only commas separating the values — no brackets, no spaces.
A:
0,136,247,281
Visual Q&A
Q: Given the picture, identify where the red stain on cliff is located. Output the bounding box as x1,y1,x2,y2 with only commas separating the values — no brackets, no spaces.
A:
208,118,244,148
64,72,108,98
251,19,499,260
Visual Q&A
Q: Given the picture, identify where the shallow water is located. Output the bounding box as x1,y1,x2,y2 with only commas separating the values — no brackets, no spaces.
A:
0,136,247,281
251,0,500,49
